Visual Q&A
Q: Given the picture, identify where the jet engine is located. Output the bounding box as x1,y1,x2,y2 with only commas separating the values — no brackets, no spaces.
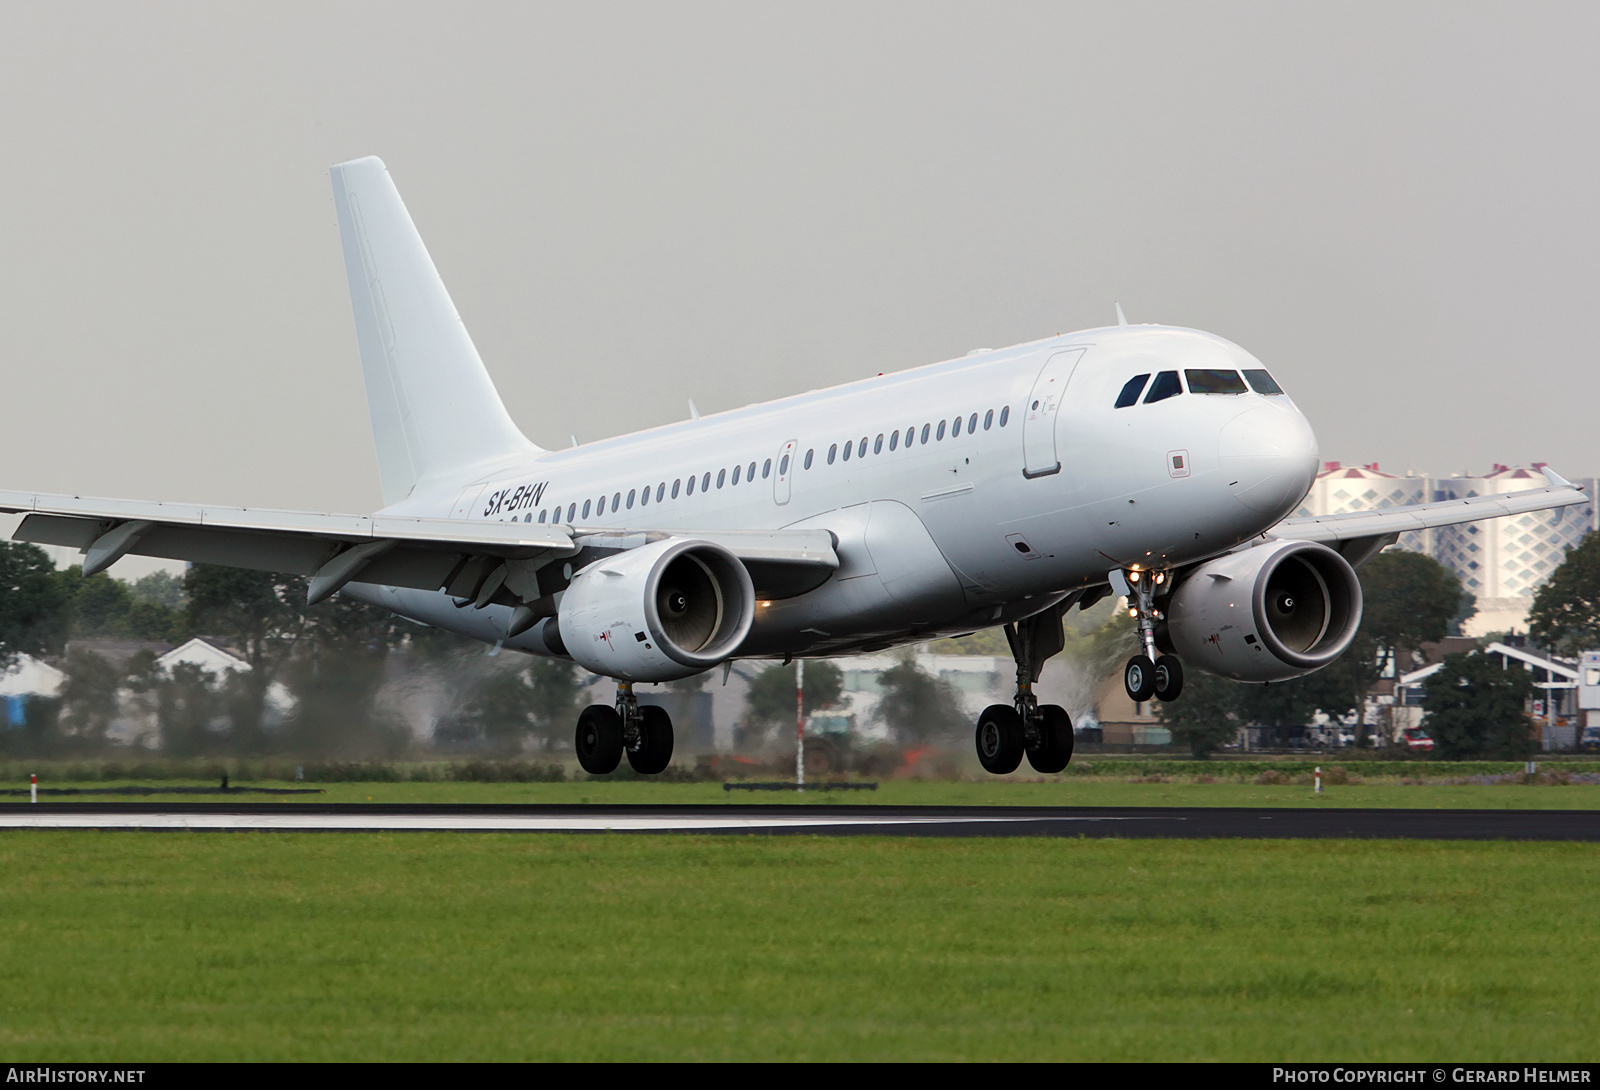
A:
557,537,756,682
1161,539,1363,683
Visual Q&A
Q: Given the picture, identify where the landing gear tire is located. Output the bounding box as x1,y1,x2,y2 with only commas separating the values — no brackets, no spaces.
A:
576,704,623,775
1124,654,1157,703
627,704,675,775
1026,703,1075,774
976,704,1024,775
1153,654,1184,702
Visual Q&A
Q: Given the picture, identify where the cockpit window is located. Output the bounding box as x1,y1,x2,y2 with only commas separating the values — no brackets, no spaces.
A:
1115,374,1150,408
1185,369,1248,394
1144,371,1183,404
1243,369,1284,395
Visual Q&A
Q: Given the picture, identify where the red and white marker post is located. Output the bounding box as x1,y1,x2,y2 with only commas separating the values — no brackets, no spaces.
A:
1314,766,1322,795
30,773,37,804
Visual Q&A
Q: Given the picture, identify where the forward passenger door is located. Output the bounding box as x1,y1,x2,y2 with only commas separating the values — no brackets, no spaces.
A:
1022,348,1086,478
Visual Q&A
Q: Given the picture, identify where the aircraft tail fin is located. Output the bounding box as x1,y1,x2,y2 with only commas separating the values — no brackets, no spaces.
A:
330,156,539,507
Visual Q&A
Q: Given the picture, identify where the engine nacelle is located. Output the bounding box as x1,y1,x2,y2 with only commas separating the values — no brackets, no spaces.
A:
558,537,755,682
1162,539,1363,683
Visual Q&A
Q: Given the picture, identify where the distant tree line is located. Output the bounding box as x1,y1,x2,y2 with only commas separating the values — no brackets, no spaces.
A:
8,531,1592,765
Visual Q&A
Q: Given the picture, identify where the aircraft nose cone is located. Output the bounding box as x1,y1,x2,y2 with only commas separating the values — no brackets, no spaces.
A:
1219,404,1318,517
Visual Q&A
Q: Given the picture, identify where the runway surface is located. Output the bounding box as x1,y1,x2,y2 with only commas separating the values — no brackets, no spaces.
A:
0,803,1597,839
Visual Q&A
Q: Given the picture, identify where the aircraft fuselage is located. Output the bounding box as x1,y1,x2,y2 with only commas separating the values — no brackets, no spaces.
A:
351,324,1320,659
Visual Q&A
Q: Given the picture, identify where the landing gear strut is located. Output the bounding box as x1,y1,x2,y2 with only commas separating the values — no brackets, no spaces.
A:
575,682,675,775
975,599,1075,775
1118,568,1183,704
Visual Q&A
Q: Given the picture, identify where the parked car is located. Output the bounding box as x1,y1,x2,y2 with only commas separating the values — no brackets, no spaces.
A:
1403,727,1435,753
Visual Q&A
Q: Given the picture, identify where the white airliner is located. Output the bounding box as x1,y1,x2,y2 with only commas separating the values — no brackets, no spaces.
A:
1,158,1585,776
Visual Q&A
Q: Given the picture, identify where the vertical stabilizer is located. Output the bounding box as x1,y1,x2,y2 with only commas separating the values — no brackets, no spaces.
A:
330,157,539,507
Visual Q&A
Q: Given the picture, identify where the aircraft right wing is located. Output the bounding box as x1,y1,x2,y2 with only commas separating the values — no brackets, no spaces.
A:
1270,467,1588,566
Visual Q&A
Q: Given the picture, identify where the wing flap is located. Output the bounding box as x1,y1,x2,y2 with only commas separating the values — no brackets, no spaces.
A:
12,514,100,551
356,548,471,595
131,525,333,574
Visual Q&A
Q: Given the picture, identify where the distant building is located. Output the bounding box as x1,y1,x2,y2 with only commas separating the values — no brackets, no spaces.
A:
63,639,174,671
0,654,65,730
1089,672,1169,747
1295,462,1427,549
102,638,256,748
1396,641,1582,751
46,636,280,749
156,637,251,677
1296,462,1599,637
832,653,1008,740
0,654,65,699
1424,466,1598,636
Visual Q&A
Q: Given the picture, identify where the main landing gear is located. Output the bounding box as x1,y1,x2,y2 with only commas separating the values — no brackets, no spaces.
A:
1118,567,1184,704
575,682,674,775
976,600,1075,775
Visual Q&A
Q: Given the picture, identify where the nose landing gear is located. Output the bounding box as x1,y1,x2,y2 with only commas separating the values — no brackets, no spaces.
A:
974,598,1076,775
575,682,675,775
1117,568,1184,704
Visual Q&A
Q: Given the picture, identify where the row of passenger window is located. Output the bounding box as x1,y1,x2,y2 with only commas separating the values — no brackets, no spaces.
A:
818,405,1010,467
536,457,779,524
1114,368,1284,408
524,403,1013,525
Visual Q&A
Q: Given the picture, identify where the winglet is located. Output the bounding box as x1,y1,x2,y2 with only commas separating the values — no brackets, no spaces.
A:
1543,466,1576,489
1115,302,1129,326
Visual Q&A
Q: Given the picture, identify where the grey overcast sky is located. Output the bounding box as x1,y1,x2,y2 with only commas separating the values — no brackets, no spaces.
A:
1,1,1595,538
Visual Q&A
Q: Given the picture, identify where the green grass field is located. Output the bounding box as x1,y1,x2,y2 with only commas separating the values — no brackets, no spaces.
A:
11,777,1600,809
0,831,1596,1061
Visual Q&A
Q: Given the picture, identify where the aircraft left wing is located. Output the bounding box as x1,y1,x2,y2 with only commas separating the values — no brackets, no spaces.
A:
1271,467,1588,566
0,491,839,606
0,489,582,605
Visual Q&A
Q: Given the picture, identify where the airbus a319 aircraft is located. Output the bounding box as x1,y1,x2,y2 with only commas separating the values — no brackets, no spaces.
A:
2,158,1585,775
